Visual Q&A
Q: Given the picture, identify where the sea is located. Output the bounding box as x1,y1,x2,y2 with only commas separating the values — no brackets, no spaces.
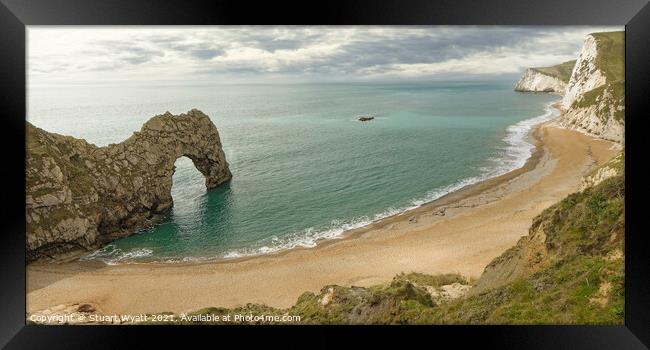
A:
27,81,560,264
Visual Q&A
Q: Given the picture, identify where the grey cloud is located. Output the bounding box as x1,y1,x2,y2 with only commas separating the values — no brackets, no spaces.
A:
231,27,579,75
29,26,621,80
93,40,163,56
122,56,152,65
190,48,224,59
253,39,304,51
77,40,166,70
113,27,589,75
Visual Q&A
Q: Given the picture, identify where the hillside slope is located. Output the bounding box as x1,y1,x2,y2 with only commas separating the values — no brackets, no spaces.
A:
439,175,624,324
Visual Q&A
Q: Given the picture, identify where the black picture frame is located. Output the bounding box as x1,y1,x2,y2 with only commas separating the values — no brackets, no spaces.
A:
1,0,649,348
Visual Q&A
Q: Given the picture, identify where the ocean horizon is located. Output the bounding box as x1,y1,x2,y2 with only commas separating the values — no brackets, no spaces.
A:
28,81,559,264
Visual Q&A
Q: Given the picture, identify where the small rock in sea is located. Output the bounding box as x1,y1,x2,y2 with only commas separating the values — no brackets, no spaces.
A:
358,116,375,122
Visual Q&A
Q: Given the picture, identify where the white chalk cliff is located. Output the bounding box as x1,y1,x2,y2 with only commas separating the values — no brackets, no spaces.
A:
561,35,608,109
514,68,568,93
516,31,624,144
556,32,624,144
514,60,575,94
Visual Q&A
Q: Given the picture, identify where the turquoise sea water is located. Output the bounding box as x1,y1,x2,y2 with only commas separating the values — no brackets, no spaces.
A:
28,81,559,263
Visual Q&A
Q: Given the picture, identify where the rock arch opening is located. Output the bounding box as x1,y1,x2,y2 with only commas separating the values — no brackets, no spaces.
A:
171,156,209,216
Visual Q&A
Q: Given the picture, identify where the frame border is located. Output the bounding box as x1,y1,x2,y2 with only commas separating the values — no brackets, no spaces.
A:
1,0,648,348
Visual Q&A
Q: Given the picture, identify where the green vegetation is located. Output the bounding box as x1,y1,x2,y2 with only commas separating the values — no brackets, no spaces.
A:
591,31,624,82
572,80,624,123
432,175,624,324
392,272,468,288
151,175,624,325
532,60,576,82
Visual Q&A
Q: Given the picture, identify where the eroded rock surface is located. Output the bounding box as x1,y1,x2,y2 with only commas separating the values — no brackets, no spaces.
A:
556,32,624,143
26,109,232,262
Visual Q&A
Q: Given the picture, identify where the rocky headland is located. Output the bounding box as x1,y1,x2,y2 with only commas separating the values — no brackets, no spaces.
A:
514,60,575,93
516,32,624,144
26,109,232,262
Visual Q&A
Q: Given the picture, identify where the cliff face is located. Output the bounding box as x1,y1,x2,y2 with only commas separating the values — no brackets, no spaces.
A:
562,35,608,108
557,32,625,143
514,60,575,93
515,32,624,144
26,109,232,262
514,68,567,93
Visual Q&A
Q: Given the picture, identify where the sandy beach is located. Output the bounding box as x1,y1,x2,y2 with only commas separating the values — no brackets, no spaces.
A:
26,123,617,316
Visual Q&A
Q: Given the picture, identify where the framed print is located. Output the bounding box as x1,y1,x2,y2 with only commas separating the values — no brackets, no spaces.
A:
1,0,649,348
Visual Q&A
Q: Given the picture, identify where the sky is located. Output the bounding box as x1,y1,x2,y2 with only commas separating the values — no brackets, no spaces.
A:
27,26,622,85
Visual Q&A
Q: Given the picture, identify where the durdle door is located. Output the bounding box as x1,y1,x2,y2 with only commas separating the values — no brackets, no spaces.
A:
25,109,232,262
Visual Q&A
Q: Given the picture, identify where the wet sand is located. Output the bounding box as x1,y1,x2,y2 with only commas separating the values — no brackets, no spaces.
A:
27,123,617,316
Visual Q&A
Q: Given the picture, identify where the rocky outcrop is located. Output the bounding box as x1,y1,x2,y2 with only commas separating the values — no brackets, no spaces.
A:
579,153,624,191
514,60,575,94
26,109,232,262
556,32,624,143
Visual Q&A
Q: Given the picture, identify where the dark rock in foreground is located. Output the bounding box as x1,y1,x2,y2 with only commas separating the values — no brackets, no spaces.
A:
26,109,232,262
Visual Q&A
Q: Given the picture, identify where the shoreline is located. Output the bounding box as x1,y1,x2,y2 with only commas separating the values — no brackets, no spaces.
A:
77,102,562,266
175,124,546,268
27,121,618,315
62,121,545,269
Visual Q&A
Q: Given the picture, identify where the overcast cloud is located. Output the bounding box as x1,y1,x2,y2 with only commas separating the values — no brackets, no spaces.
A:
28,26,622,85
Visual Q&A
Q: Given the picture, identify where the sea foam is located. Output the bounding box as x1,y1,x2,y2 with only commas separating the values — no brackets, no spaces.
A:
81,245,154,265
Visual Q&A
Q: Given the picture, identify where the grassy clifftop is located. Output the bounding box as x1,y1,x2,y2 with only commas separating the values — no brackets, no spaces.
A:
531,60,576,82
531,29,625,87
570,31,625,125
591,31,624,82
146,174,624,325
